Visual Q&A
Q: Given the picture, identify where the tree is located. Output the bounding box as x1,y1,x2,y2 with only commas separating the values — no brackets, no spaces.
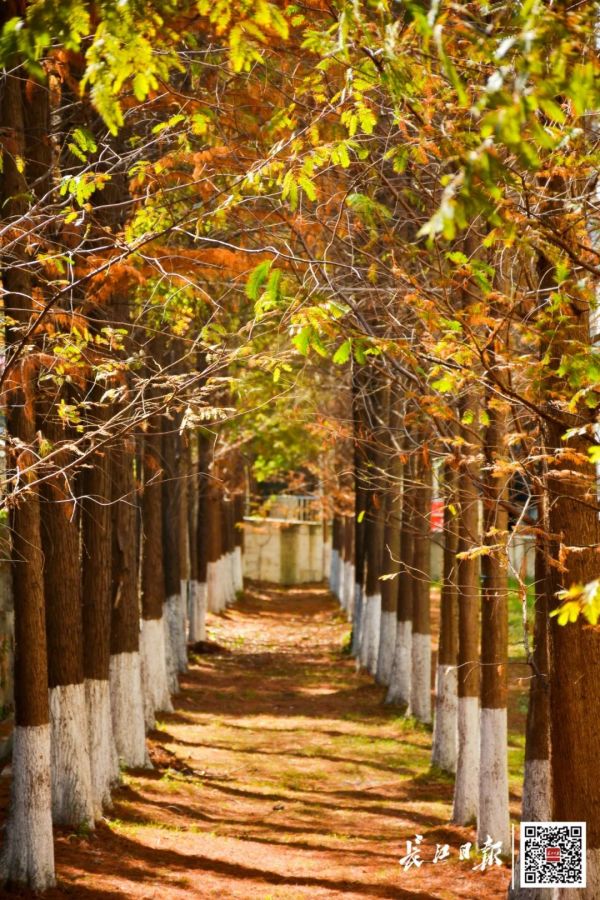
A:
0,37,54,888
431,465,459,772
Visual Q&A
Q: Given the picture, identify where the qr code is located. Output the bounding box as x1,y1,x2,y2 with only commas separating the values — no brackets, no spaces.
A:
520,822,586,888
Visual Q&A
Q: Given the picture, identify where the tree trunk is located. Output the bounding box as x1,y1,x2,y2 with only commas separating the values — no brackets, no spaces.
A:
545,321,600,898
140,422,172,729
376,452,402,686
221,497,235,607
207,484,223,613
344,514,356,626
409,453,432,724
40,401,95,827
431,464,459,772
191,433,210,639
177,434,191,664
233,492,245,594
361,497,385,675
162,426,183,695
478,389,510,851
0,50,54,889
81,413,119,816
387,455,416,706
110,432,149,766
452,402,481,825
351,364,367,638
509,494,552,900
330,515,342,600
522,503,551,822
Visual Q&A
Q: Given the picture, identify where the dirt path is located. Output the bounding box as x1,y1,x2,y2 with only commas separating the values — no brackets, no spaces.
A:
1,584,513,899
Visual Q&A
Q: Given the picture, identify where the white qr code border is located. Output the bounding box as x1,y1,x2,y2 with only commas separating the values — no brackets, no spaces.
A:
520,821,586,889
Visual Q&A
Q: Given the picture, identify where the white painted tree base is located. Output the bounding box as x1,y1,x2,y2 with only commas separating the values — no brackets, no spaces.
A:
0,724,55,890
164,594,181,695
85,678,119,817
109,651,150,768
357,595,370,669
225,555,230,604
225,552,236,604
329,549,340,599
220,555,229,606
351,587,363,656
177,580,189,671
207,560,222,613
140,616,173,731
339,560,348,609
522,757,551,822
359,594,380,673
49,683,95,827
452,695,479,825
478,706,510,850
386,620,411,706
233,546,244,594
431,664,457,772
188,580,207,642
408,632,431,724
376,609,396,685
345,565,355,619
367,593,381,676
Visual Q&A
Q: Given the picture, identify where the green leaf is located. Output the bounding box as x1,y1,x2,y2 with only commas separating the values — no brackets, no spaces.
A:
431,374,454,393
292,326,311,356
246,260,272,301
298,173,317,201
332,339,351,365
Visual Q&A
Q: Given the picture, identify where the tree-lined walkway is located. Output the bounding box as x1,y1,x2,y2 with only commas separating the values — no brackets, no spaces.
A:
2,585,513,899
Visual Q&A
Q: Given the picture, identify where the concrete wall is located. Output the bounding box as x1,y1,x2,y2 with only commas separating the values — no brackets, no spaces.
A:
243,518,325,585
245,518,535,587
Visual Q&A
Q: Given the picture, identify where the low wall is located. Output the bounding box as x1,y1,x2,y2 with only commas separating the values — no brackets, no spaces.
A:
243,518,327,585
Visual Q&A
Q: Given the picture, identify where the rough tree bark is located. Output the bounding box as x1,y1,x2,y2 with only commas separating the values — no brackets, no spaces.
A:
177,433,190,665
140,420,173,729
409,452,433,724
543,254,600,897
452,399,481,826
39,401,95,828
233,492,245,595
81,412,120,816
191,432,210,639
376,450,402,686
344,514,356,625
207,483,223,613
386,455,416,706
478,382,510,851
431,464,459,772
509,493,552,900
110,430,149,767
162,425,183,695
0,50,55,888
330,515,342,600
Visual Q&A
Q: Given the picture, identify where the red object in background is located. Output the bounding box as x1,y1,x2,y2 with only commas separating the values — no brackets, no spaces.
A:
431,499,444,532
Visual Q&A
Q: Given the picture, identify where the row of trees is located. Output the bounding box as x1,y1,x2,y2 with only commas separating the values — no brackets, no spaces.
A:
1,1,600,896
